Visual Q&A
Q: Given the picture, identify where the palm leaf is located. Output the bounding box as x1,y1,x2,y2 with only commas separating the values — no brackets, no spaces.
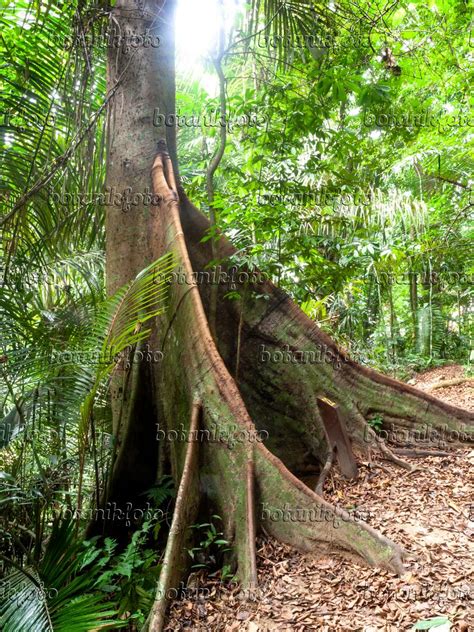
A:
0,518,125,632
0,567,53,632
247,0,334,68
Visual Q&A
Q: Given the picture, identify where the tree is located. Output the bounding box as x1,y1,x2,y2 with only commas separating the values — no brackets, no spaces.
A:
98,1,473,630
0,0,472,630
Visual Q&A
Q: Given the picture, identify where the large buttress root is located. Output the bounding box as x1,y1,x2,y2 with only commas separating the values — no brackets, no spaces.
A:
146,147,412,628
175,188,474,472
147,401,202,632
255,445,405,574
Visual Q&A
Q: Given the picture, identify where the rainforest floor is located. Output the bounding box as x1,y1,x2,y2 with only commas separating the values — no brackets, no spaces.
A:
164,365,474,632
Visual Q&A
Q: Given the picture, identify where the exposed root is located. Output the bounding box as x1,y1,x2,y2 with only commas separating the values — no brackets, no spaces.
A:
364,426,414,471
246,453,258,589
315,449,334,495
147,401,202,632
393,448,451,458
378,441,414,470
427,377,474,391
256,445,406,575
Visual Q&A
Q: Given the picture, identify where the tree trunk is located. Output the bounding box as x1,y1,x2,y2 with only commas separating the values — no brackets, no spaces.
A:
105,0,176,294
98,0,177,538
100,2,474,628
387,280,399,363
409,270,418,351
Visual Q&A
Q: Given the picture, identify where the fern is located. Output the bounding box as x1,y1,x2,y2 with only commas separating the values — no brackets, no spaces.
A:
145,475,175,506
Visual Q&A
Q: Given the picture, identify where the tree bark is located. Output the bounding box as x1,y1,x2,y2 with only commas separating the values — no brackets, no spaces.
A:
409,270,418,350
97,0,177,539
105,0,176,294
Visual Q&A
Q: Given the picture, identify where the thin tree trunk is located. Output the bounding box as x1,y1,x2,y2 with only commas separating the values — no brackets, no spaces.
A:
206,4,227,339
409,270,418,351
387,281,399,365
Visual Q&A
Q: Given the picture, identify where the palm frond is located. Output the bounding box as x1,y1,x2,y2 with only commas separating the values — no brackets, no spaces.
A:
247,0,334,68
0,567,53,632
78,252,174,442
0,518,124,632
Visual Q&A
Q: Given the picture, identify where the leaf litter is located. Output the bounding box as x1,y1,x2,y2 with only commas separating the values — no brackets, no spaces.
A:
165,366,473,631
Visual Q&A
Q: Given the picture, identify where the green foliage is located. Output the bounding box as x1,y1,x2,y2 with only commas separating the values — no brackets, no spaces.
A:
0,0,473,625
0,518,124,632
145,475,175,507
77,253,174,455
0,515,166,630
92,520,162,624
177,0,473,374
187,515,232,577
0,253,173,611
411,617,452,631
367,414,384,433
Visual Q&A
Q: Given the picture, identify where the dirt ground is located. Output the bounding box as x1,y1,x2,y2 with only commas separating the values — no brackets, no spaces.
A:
165,365,473,632
407,364,474,413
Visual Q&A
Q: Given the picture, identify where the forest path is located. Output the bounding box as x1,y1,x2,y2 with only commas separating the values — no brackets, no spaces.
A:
165,365,473,632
